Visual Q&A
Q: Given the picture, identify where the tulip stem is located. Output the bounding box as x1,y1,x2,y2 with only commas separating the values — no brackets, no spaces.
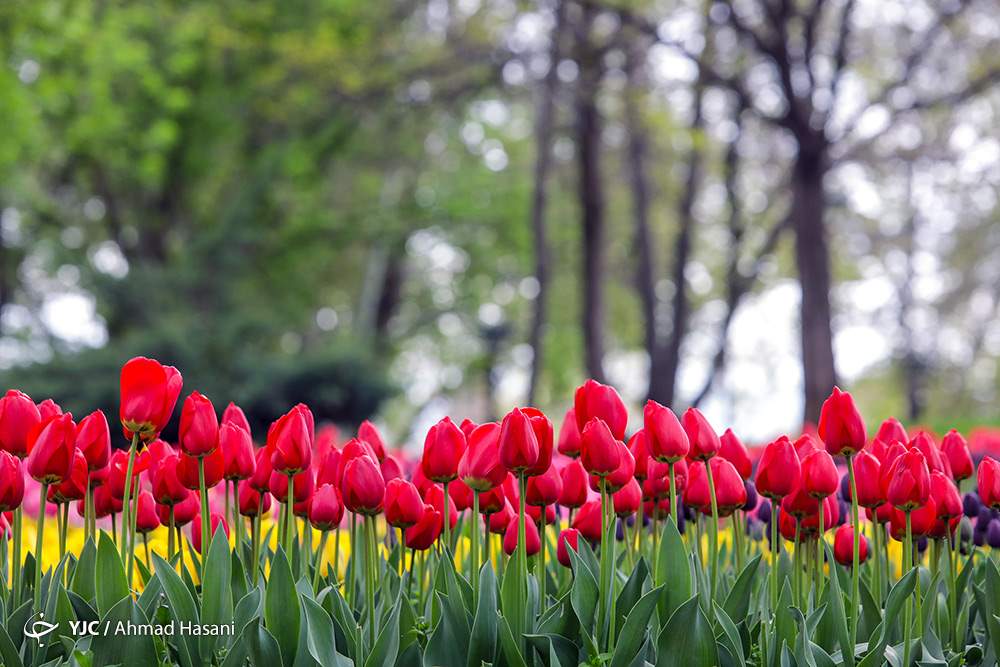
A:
517,473,529,653
285,473,295,557
34,482,48,610
902,511,913,667
406,547,416,601
111,512,117,545
704,459,720,601
143,532,150,568
251,514,260,586
313,530,329,593
472,492,480,601
365,516,377,646
770,502,779,615
332,523,341,589
168,507,176,562
733,511,744,573
816,501,825,601
637,499,645,561
946,528,958,651
199,460,211,567
59,503,69,563
119,433,139,565
442,481,451,558
793,518,801,608
846,453,860,663
538,504,547,604
84,476,92,544
12,506,22,607
598,482,612,650
668,462,678,527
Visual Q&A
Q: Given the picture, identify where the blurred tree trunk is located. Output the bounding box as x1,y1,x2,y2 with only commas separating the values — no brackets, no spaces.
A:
791,137,837,423
899,163,926,421
526,0,566,405
574,5,607,383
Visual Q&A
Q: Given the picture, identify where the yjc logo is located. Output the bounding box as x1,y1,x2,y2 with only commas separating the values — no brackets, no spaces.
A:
23,613,58,646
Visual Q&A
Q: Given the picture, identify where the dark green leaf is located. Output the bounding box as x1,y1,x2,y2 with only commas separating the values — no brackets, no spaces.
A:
610,586,662,667
265,549,301,667
95,532,129,618
655,596,718,667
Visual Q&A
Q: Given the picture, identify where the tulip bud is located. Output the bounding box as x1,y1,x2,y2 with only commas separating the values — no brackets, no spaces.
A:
37,399,62,421
384,478,423,528
941,430,973,482
95,483,124,519
643,401,688,463
890,499,936,538
571,499,602,542
268,468,313,504
557,409,582,458
405,504,442,550
581,418,620,477
801,450,839,499
0,451,25,511
682,408,720,461
756,436,801,500
834,523,868,566
357,420,387,462
875,417,907,447
191,512,228,553
158,492,197,527
526,464,563,507
76,411,111,471
931,471,962,519
119,357,182,443
421,417,465,483
887,448,931,511
459,419,478,439
423,483,458,530
478,485,506,514
851,450,883,508
135,491,161,534
613,478,642,517
591,441,635,493
249,446,274,494
25,412,76,484
499,408,540,473
309,484,344,530
719,429,752,480
221,422,255,481
699,458,747,517
559,460,589,508
574,379,628,441
49,448,88,504
910,431,948,476
557,528,580,567
487,500,516,535
238,480,270,517
178,392,219,458
502,514,540,556
380,455,403,484
269,406,313,474
979,457,1000,510
458,422,505,491
342,455,385,515
177,448,224,491
522,408,554,477
221,402,251,434
0,390,42,458
817,387,867,456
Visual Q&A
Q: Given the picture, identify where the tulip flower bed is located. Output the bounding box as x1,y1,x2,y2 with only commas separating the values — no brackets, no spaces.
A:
2,361,1000,667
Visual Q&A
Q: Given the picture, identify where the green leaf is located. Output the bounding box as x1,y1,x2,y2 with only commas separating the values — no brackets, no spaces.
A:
611,586,662,667
151,552,202,667
822,544,852,664
859,568,917,667
201,527,235,658
468,562,498,667
248,620,284,667
499,551,526,651
566,543,599,650
655,519,690,623
95,532,129,617
90,596,158,667
655,596,718,667
364,593,400,667
70,538,98,603
265,549,301,667
498,612,529,667
302,596,346,667
714,604,745,667
615,558,649,630
0,623,23,667
723,554,761,623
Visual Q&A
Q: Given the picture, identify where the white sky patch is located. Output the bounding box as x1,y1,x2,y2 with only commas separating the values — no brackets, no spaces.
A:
40,292,107,347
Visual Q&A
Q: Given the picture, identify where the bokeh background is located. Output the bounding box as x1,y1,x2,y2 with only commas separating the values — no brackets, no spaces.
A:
1,0,998,448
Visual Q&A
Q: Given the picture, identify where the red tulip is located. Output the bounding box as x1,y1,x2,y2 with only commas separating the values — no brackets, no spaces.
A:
571,499,602,542
0,390,42,458
801,450,839,499
875,418,908,447
817,387,866,456
268,468,313,504
337,438,377,487
930,471,962,519
645,403,688,466
979,457,1000,509
135,491,161,534
877,441,908,498
405,504,442,550
384,478,423,528
76,411,110,471
342,455,384,515
557,528,580,567
581,418,620,477
487,500,516,535
150,451,189,506
158,492,197,526
526,503,556,526
177,448,224,490
423,483,458,530
357,420,387,462
95,483,123,519
890,500,936,539
851,450,883,508
557,409,582,458
119,357,182,442
315,425,338,469
503,514,540,556
238,480,270,517
178,392,219,458
309,484,344,530
248,446,273,494
450,479,473,511
756,436,801,500
940,430,973,482
682,408,720,461
269,405,313,475
421,417,465,483
794,433,822,458
613,478,642,517
107,447,150,499
37,399,62,421
887,448,930,511
219,423,254,481
799,495,840,537
191,512,228,553
478,486,506,514
25,412,76,484
910,432,948,476
834,524,868,566
380,455,403,484
0,451,25,511
499,408,540,473
521,408,554,477
781,484,820,519
559,460,589,508
574,380,628,441
719,429,752,480
591,441,635,493
221,402,251,434
49,448,88,503
526,464,562,507
458,422,505,491
459,419,478,439
710,457,747,516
